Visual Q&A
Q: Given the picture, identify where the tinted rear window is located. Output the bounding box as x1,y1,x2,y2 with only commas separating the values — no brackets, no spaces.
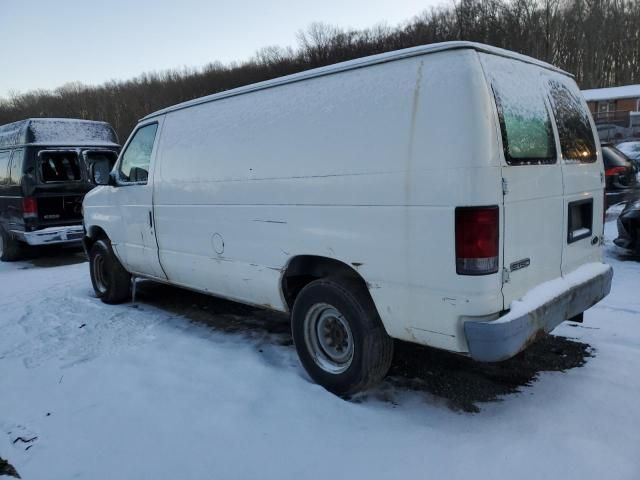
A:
602,146,630,168
548,80,597,163
39,151,82,183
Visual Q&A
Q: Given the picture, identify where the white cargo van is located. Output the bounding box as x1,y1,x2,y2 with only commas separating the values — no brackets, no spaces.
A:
83,41,612,396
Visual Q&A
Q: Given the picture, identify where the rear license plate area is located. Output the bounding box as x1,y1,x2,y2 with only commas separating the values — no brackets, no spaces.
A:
567,199,593,244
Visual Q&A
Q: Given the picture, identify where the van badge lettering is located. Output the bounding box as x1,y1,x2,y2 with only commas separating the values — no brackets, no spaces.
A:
510,258,530,272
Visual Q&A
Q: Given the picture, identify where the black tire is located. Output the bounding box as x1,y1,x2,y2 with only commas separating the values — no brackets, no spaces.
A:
89,238,132,304
0,225,24,262
291,277,394,397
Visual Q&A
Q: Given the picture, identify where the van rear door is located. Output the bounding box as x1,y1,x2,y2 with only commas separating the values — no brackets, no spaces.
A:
545,74,603,275
480,54,564,307
34,149,87,226
480,54,603,309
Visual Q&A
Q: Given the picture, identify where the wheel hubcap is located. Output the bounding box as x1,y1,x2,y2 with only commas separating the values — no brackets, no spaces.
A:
93,254,109,294
304,303,354,374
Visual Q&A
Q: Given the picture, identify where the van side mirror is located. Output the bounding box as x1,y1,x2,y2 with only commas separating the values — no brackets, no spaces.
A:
90,160,114,186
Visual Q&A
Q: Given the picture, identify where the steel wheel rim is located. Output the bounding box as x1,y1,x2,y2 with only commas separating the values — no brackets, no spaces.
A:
92,253,109,294
303,303,354,374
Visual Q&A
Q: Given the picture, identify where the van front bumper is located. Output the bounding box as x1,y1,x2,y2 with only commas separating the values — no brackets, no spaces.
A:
12,225,85,246
464,263,613,362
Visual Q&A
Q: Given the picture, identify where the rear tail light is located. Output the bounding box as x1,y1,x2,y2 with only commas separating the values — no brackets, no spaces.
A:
605,166,625,176
22,197,38,218
455,206,499,275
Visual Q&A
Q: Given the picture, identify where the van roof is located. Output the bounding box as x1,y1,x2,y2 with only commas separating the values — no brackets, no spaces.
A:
142,41,570,121
0,118,120,148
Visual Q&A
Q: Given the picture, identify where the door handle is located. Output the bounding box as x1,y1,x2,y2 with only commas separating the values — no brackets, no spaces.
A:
148,210,153,228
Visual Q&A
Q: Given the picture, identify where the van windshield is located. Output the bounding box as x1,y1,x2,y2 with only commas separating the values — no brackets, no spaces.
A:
40,151,82,182
548,79,597,163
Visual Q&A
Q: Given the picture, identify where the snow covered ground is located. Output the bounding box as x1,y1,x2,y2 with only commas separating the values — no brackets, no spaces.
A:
1,214,639,480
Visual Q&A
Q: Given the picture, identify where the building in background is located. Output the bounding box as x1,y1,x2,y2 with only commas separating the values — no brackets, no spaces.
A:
583,85,640,141
583,84,640,125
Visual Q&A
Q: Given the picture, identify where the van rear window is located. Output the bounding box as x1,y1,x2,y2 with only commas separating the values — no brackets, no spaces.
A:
40,151,82,182
491,84,556,165
84,150,118,184
548,80,597,163
481,54,557,166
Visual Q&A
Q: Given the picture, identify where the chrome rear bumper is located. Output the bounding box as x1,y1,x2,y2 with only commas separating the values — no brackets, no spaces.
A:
12,225,85,246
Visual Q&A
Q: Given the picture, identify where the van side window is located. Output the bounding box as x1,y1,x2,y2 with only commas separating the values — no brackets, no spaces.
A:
0,150,10,185
548,80,597,163
9,149,24,185
490,80,556,166
119,124,158,184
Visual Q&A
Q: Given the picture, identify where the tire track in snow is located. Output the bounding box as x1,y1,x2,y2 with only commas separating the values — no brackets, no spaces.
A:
0,264,169,368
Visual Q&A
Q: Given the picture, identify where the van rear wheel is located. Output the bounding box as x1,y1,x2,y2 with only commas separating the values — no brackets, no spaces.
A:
89,239,132,304
291,278,394,397
0,226,24,262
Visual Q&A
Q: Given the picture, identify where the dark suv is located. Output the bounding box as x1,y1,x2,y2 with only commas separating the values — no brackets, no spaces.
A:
602,143,639,208
0,118,119,261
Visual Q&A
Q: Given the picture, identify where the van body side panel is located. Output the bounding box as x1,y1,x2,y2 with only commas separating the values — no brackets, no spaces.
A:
0,149,24,231
391,50,503,351
152,50,501,351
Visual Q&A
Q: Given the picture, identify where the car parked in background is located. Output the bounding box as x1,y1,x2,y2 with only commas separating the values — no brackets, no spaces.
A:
614,199,640,255
597,123,626,142
0,118,120,261
616,140,640,169
602,143,639,208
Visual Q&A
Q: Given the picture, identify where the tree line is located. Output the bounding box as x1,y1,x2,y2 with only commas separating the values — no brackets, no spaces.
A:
1,0,639,143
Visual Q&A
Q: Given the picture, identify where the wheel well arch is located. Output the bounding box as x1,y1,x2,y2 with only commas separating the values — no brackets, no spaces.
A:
83,225,108,251
280,255,372,310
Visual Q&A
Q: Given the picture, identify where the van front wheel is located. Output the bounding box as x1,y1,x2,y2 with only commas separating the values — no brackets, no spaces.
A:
89,239,131,304
291,278,394,397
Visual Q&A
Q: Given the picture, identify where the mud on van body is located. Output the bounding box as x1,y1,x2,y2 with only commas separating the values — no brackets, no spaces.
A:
83,41,612,396
0,118,119,261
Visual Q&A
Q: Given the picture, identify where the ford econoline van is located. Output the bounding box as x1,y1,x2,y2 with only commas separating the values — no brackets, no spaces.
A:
0,118,119,261
83,42,612,396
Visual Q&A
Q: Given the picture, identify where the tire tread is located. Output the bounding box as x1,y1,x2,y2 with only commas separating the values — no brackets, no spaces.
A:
292,276,393,396
89,239,132,304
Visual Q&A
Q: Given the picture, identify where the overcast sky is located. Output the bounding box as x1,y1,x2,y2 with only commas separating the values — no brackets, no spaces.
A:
0,0,440,99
